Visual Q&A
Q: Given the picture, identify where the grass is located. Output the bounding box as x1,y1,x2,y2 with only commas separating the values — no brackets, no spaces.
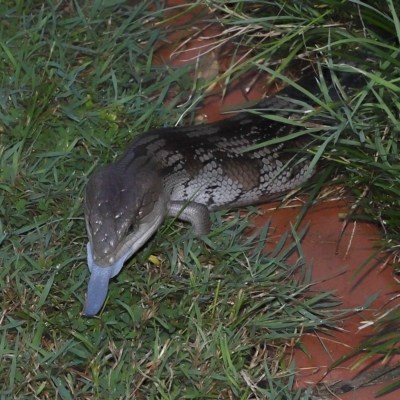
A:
210,0,400,396
1,0,400,398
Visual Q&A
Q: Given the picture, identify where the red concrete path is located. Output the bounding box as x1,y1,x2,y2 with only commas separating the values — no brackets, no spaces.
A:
255,199,400,398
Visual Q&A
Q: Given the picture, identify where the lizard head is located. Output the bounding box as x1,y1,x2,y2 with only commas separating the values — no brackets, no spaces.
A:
82,162,166,316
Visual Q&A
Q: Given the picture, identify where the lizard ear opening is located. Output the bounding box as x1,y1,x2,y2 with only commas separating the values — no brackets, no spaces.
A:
127,223,136,236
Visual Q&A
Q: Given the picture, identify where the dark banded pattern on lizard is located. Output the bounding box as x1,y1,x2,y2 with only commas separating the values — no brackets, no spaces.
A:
83,63,366,316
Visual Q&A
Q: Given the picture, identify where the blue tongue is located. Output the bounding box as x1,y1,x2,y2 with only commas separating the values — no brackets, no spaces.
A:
83,243,131,316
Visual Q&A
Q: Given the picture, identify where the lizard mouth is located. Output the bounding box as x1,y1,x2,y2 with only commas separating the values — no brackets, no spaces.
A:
83,199,167,316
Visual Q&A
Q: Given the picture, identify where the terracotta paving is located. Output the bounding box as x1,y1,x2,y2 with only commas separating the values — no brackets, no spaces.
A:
257,199,400,399
154,1,400,398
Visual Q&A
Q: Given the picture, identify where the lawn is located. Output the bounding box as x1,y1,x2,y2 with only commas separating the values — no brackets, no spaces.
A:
1,0,400,398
